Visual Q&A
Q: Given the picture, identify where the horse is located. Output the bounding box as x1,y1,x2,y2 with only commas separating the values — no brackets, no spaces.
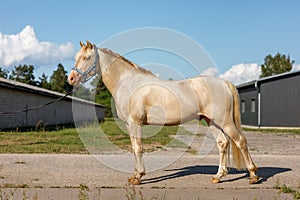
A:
68,41,259,185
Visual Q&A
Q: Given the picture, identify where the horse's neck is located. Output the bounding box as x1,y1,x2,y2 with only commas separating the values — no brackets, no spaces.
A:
98,49,135,95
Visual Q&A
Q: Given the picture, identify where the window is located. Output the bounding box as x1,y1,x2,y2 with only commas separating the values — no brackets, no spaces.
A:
251,99,256,113
241,100,245,113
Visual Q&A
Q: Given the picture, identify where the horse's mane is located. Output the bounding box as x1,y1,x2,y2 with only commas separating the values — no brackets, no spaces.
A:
101,48,155,76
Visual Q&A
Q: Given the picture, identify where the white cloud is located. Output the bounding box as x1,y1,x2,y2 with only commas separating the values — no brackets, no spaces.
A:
219,63,261,85
201,67,220,76
0,25,76,68
200,64,260,85
292,64,300,72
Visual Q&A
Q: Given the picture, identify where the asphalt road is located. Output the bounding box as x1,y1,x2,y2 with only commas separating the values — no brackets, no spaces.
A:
0,126,299,199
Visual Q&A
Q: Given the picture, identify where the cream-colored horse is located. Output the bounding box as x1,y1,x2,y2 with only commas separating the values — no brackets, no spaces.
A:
68,41,259,185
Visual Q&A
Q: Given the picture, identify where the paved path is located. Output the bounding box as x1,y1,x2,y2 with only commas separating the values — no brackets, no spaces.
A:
0,126,299,199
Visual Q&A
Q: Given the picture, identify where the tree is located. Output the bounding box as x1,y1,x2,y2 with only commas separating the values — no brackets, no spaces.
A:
260,53,294,78
90,77,113,117
49,63,73,93
38,73,51,89
0,67,9,78
73,85,92,101
9,64,37,85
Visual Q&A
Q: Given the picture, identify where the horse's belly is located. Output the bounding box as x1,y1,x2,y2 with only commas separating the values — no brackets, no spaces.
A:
145,102,199,125
145,113,199,126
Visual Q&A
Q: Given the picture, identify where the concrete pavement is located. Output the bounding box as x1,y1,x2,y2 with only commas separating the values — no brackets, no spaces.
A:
0,153,298,199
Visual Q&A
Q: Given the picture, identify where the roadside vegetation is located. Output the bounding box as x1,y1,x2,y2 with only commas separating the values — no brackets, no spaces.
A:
0,119,190,154
274,179,300,200
242,127,300,135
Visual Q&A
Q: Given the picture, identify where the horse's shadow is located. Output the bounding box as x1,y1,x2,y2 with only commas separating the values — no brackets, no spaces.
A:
142,165,291,184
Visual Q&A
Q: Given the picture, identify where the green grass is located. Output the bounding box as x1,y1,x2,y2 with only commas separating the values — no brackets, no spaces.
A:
0,120,190,154
0,128,87,154
275,184,300,199
243,127,300,135
274,179,300,200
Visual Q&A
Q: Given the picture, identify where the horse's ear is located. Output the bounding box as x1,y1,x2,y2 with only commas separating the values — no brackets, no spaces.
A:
80,41,85,47
86,40,93,49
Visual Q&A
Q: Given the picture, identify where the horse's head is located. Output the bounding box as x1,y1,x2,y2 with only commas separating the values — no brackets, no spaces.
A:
68,41,99,86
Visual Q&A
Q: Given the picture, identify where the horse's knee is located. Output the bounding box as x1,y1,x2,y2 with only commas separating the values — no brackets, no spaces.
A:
218,137,229,147
216,136,229,153
223,124,247,149
131,137,143,153
135,142,143,152
237,135,247,150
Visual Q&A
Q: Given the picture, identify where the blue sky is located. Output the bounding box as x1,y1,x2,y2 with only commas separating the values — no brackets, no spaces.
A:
1,0,300,83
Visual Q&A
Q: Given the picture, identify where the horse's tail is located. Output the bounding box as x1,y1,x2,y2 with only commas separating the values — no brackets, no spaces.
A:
226,80,245,170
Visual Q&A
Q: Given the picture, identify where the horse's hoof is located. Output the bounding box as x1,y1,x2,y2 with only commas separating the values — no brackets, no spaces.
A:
211,177,220,184
128,177,141,185
249,176,259,184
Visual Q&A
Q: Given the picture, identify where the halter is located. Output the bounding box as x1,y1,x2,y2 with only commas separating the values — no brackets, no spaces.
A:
72,46,99,83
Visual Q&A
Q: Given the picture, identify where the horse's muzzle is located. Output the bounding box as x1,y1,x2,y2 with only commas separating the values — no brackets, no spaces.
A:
68,70,81,86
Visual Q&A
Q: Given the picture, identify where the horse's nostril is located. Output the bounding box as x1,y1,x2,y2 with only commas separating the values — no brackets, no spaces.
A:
70,77,74,81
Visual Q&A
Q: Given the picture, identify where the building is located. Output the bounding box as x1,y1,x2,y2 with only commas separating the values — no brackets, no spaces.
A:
236,70,300,128
0,77,105,130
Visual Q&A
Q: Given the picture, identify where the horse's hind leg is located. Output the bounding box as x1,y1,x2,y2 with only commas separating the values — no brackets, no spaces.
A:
224,122,259,184
209,124,229,183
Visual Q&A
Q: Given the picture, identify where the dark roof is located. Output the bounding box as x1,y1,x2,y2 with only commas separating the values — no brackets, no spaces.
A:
236,70,300,89
0,77,105,108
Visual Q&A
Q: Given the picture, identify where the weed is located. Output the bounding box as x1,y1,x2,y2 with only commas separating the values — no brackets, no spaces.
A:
78,184,89,200
125,183,137,200
2,183,29,188
151,186,161,189
125,183,145,200
0,189,19,200
281,184,294,193
14,161,26,164
280,184,300,199
274,182,300,200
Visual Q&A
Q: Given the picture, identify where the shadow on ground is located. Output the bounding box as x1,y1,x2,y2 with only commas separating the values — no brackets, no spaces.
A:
142,165,291,184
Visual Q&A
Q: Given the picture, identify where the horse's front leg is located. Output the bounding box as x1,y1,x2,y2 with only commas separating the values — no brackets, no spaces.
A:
126,120,145,185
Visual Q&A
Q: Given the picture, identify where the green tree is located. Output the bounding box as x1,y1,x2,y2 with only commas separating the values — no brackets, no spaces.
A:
260,53,294,78
91,77,113,118
73,85,92,101
0,67,9,78
9,64,37,85
49,63,73,93
38,73,51,89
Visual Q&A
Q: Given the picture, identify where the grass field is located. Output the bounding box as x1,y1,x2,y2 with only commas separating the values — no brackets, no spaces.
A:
0,128,86,154
243,127,300,134
0,119,191,154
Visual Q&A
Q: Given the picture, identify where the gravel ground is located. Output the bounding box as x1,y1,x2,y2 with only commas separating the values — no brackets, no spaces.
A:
0,125,299,199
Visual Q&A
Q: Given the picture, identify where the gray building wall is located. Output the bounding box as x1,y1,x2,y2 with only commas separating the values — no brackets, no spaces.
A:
260,74,300,127
0,78,105,130
238,86,258,126
237,71,300,128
